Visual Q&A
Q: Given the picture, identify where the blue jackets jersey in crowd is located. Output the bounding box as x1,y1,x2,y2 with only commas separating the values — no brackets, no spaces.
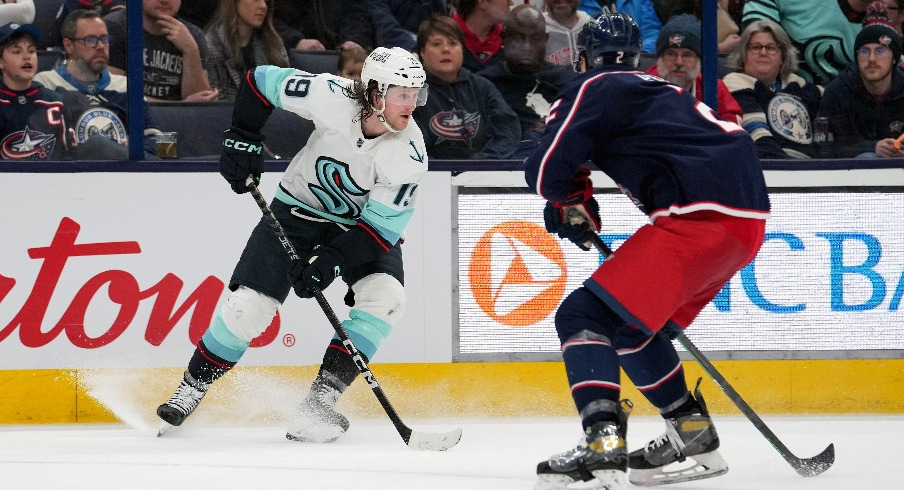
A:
525,65,770,218
413,68,521,160
0,81,70,160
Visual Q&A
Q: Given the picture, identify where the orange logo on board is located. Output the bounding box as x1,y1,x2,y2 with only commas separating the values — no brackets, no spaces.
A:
468,221,567,326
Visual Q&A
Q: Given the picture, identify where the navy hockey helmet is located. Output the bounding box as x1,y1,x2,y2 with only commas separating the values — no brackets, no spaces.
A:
574,13,643,71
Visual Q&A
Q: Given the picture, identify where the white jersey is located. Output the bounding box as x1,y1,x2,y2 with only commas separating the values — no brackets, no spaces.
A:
253,66,428,246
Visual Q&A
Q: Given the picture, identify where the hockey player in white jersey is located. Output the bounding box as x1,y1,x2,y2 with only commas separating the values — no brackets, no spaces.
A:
157,46,429,443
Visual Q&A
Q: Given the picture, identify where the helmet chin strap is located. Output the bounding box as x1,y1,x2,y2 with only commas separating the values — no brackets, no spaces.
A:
372,91,402,133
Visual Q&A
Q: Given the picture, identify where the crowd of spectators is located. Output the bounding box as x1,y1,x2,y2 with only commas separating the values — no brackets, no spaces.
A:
1,0,903,161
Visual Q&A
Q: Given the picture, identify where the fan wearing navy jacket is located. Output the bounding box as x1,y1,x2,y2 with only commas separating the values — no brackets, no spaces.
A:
524,13,770,490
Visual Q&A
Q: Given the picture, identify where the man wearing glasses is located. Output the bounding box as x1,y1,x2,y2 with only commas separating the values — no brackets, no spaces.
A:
644,14,742,125
34,9,162,159
819,14,904,158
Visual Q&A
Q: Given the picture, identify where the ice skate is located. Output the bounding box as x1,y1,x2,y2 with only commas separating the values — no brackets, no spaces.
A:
156,371,209,436
535,400,632,490
286,376,349,443
628,380,728,486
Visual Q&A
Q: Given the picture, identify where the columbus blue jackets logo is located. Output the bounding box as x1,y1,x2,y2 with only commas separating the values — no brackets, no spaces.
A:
1,126,56,160
668,33,686,48
767,94,811,144
429,110,480,143
75,108,127,143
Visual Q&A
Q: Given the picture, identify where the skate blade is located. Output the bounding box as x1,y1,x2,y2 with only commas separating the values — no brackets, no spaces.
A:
157,422,176,437
629,451,728,486
285,423,346,444
535,470,626,490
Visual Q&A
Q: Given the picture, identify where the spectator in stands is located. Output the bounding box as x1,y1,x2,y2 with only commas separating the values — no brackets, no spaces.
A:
819,11,904,158
481,4,575,139
646,14,743,124
412,15,520,159
0,22,72,160
48,1,124,50
337,45,367,80
0,0,35,25
364,0,448,53
34,9,161,159
105,0,218,102
724,19,823,159
451,0,512,73
272,0,369,52
881,0,904,33
205,0,288,101
741,0,877,86
544,0,591,66
649,0,740,55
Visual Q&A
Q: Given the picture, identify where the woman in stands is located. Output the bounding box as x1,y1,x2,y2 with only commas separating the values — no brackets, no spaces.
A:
205,0,288,101
723,19,823,159
412,15,520,159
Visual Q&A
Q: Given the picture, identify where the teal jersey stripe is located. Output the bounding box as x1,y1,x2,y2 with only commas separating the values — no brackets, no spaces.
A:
360,199,414,245
253,66,297,111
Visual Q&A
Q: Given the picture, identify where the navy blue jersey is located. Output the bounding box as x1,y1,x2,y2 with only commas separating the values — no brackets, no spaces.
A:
0,82,70,160
525,67,771,221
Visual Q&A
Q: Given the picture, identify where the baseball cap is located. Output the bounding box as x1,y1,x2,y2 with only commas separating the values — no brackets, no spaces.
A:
0,23,43,48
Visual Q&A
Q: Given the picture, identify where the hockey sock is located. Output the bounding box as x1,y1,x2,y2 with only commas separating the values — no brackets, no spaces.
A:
620,331,690,415
316,338,368,391
187,337,238,386
562,335,622,429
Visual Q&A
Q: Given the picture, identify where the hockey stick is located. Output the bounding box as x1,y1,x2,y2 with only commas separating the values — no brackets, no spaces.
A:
245,178,462,451
587,233,834,477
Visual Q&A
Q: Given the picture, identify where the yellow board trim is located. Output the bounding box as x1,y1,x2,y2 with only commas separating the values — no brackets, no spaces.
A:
2,359,902,424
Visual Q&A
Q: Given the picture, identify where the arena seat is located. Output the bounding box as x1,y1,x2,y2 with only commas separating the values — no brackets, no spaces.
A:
32,0,66,49
37,50,65,72
149,102,314,159
288,50,341,75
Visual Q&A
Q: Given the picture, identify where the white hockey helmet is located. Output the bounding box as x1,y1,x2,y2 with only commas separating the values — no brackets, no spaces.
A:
361,47,428,105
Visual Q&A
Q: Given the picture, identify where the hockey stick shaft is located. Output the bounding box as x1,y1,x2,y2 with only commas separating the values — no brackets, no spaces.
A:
245,179,460,450
587,233,833,476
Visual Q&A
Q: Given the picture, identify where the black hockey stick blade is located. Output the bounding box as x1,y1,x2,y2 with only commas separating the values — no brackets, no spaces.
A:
246,179,461,451
587,234,834,476
788,443,834,477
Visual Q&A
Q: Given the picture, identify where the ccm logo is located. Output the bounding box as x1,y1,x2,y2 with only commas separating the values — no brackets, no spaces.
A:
225,138,262,154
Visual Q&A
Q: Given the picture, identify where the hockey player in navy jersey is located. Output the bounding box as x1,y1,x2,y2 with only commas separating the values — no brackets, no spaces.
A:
0,23,71,160
524,13,771,490
157,46,430,443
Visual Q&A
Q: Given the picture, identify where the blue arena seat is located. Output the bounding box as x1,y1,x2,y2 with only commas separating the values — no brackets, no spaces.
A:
32,0,66,49
288,50,341,75
148,102,314,159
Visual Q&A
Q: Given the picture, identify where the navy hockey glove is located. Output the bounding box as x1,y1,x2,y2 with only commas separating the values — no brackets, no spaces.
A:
220,126,265,194
544,167,601,251
289,248,343,298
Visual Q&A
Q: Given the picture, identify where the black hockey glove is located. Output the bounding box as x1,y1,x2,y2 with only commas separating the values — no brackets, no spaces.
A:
544,167,601,251
219,126,265,194
289,247,343,299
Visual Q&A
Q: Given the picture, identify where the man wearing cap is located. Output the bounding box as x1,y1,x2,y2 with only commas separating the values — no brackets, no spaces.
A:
819,13,904,157
645,14,743,124
0,22,72,160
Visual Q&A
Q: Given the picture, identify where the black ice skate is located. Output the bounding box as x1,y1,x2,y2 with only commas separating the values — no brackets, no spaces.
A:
628,379,728,486
286,375,350,443
156,371,209,436
535,400,633,490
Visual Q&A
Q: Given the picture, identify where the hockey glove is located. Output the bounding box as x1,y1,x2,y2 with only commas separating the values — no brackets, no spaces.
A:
544,167,601,251
220,126,265,194
289,247,343,299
